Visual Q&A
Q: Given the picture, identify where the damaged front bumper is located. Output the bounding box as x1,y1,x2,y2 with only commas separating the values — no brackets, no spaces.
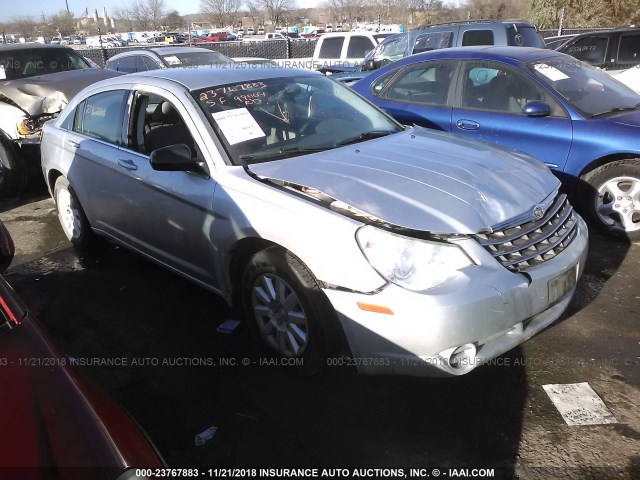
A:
323,216,589,377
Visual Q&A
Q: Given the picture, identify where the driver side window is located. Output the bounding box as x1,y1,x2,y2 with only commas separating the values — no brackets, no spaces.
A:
128,92,199,158
462,62,563,116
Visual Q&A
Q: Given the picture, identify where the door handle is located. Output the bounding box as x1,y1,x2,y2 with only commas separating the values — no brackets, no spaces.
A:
117,159,138,171
66,140,80,148
456,119,480,131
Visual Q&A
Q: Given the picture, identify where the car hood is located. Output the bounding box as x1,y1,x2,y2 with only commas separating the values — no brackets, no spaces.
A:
604,110,640,128
0,69,123,116
249,128,559,234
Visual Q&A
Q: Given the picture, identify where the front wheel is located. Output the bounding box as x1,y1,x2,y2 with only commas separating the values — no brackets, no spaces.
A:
241,246,335,374
578,159,640,240
54,176,93,250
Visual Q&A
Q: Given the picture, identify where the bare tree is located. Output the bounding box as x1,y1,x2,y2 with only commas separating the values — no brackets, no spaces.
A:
247,0,296,26
466,0,525,20
113,0,167,31
164,10,184,30
8,16,37,38
201,0,244,28
49,11,76,37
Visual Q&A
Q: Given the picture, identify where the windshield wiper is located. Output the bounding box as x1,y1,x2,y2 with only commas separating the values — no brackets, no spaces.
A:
239,146,334,164
591,103,640,118
334,130,394,147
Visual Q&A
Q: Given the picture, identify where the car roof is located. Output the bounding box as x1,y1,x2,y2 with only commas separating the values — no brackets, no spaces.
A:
108,46,219,60
413,19,536,30
389,46,563,66
567,26,640,39
126,66,321,91
0,44,74,52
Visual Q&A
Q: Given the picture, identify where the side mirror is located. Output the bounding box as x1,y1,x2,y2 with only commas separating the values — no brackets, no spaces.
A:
150,144,194,171
362,59,376,71
0,221,15,274
522,101,551,118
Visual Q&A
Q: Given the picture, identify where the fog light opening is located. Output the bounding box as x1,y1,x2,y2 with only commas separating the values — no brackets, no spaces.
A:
445,343,477,370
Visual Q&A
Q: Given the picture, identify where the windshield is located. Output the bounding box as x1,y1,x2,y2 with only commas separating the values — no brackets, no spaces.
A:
0,48,92,81
161,50,234,67
366,34,408,65
529,57,640,117
193,75,403,165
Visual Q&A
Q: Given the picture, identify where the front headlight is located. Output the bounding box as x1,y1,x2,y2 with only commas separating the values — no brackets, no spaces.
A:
356,226,473,291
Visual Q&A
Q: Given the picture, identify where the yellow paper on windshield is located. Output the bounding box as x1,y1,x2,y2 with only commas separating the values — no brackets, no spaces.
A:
534,64,569,81
212,108,266,145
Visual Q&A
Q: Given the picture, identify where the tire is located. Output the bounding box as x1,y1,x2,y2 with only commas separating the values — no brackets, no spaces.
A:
0,138,28,198
241,246,335,374
578,159,640,241
53,176,93,250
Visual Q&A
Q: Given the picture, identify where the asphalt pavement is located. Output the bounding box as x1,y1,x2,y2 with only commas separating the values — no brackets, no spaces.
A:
1,193,639,480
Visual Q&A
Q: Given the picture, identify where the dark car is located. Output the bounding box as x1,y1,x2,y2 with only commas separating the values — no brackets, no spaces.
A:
556,27,640,72
326,19,544,84
105,46,234,73
352,46,640,239
0,44,122,197
0,220,165,477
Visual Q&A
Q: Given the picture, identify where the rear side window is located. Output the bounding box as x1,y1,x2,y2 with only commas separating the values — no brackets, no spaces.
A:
462,30,494,46
117,56,139,73
385,61,455,106
618,33,640,63
347,36,375,58
413,32,453,54
561,36,608,65
318,37,344,59
140,56,160,71
74,90,128,145
105,58,119,71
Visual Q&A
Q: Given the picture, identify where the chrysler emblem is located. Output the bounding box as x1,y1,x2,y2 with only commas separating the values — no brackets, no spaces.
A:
533,205,544,219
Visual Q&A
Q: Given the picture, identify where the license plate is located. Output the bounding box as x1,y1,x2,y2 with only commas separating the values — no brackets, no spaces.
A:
548,266,577,305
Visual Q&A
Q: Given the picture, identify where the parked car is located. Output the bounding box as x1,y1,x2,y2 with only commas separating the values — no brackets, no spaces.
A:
106,47,234,72
0,220,166,473
247,26,255,35
40,67,587,377
352,46,640,239
543,34,575,50
326,19,543,84
265,32,286,40
313,32,392,68
257,26,265,35
556,27,640,73
0,44,122,197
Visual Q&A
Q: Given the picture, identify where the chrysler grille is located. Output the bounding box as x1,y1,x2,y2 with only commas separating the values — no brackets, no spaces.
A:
473,194,578,272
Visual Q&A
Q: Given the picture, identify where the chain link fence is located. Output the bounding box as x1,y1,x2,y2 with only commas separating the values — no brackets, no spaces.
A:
77,38,319,67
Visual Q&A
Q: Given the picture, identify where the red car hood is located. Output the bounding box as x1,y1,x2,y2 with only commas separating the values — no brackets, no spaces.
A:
0,276,163,477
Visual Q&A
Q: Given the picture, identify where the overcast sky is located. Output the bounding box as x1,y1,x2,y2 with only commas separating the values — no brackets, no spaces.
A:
0,0,322,22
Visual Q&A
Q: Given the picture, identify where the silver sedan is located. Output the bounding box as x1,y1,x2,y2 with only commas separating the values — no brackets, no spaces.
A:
40,67,588,376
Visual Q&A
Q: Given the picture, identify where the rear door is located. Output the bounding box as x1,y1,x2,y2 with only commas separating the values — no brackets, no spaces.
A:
369,60,458,131
58,89,132,238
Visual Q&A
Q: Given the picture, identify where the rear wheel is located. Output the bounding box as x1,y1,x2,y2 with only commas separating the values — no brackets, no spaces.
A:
0,139,27,198
579,159,640,240
242,246,335,374
54,176,93,250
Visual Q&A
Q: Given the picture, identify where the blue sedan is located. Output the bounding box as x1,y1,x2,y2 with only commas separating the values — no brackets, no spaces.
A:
352,46,640,239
